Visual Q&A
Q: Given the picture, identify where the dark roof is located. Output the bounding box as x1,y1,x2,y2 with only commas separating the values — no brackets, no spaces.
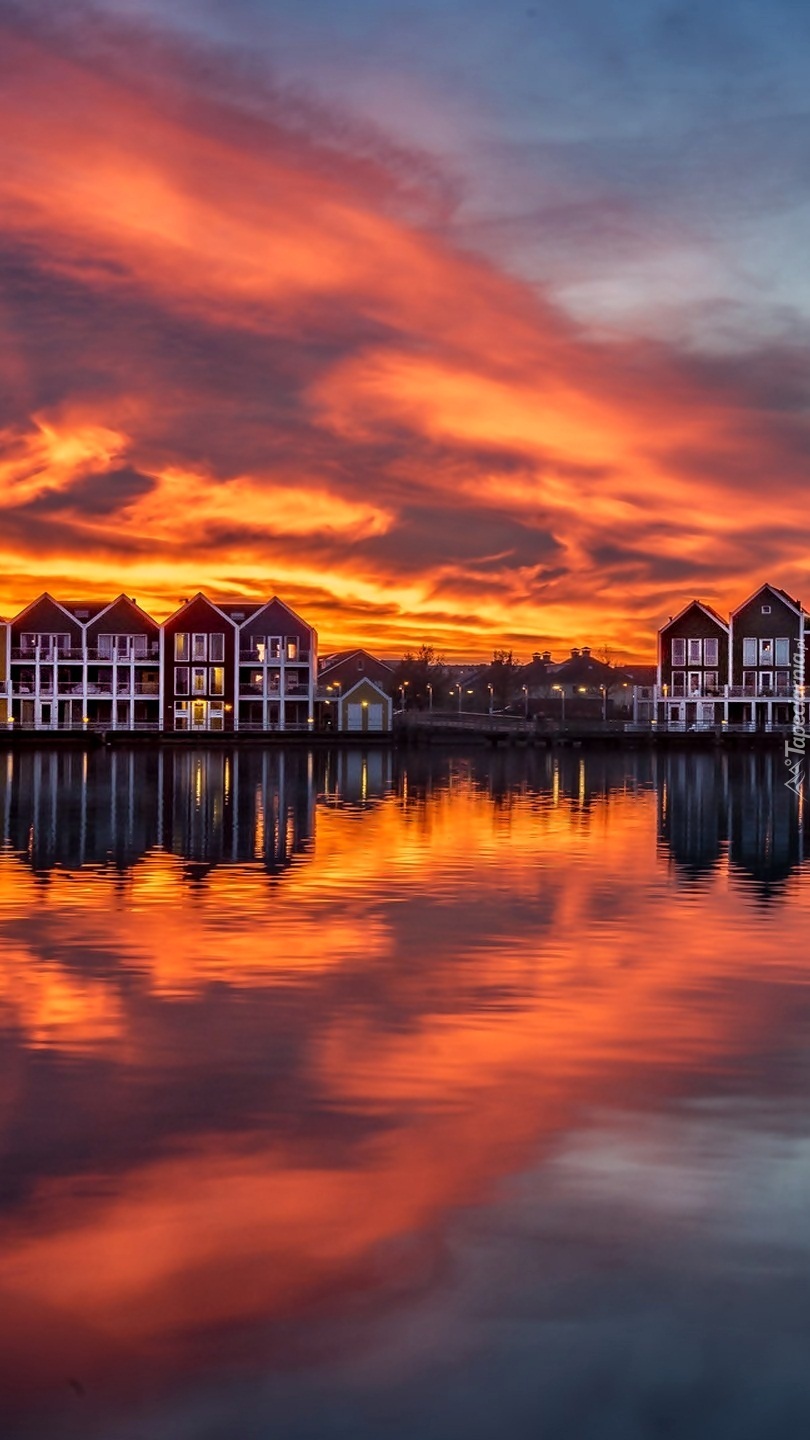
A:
551,654,628,685
320,648,393,673
210,600,265,620
624,664,657,685
58,600,109,621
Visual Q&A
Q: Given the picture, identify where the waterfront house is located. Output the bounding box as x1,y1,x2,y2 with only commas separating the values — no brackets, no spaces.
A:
0,616,8,726
8,593,88,730
319,649,395,696
728,583,804,730
84,595,161,730
234,597,317,731
656,601,729,729
161,594,237,732
546,647,633,717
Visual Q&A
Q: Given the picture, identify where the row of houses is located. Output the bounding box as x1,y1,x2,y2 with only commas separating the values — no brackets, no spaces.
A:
634,582,807,731
0,592,393,733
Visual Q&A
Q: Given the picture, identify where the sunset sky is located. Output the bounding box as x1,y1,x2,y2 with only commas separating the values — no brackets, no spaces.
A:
2,0,808,659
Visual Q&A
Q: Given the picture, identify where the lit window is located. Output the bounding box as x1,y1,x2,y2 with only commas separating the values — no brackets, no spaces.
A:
210,666,224,696
286,638,298,661
175,633,189,661
192,667,207,695
759,639,773,663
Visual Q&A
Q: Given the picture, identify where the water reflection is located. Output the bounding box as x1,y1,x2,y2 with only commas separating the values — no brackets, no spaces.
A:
0,745,809,1439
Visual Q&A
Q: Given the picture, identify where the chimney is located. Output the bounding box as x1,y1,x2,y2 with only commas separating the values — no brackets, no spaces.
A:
582,646,591,656
542,650,551,662
570,647,580,658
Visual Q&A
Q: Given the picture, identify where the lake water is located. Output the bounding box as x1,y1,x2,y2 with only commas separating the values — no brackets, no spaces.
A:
1,745,809,1440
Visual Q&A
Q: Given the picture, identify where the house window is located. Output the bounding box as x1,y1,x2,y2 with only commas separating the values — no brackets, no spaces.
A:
209,704,225,732
742,637,757,666
743,671,756,693
775,637,790,666
132,634,147,657
175,633,189,661
98,634,114,658
252,636,266,662
759,672,773,694
174,701,189,731
269,637,281,660
704,672,718,692
192,667,207,695
759,638,774,663
776,670,791,694
704,637,719,667
210,666,224,696
175,667,189,695
192,634,207,661
762,605,771,614
210,632,225,663
671,638,686,666
688,673,702,694
671,673,686,696
286,638,298,661
687,638,702,665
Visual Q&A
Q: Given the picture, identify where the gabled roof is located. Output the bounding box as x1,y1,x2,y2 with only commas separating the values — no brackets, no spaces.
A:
341,678,391,701
10,592,86,627
86,594,160,627
60,600,109,621
731,581,804,617
161,592,239,627
659,599,729,633
320,648,393,675
234,595,316,633
212,600,265,622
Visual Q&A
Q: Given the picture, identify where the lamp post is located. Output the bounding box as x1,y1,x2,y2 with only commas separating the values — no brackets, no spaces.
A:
522,684,528,719
399,679,409,710
427,682,433,710
552,684,565,726
600,684,607,722
488,683,493,715
457,684,463,713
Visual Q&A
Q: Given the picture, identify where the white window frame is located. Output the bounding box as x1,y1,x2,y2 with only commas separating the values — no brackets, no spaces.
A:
175,666,189,695
671,673,686,696
209,632,225,663
704,637,719,667
687,638,702,665
742,637,757,667
775,637,790,666
174,633,189,661
743,671,756,693
671,637,686,666
192,633,208,662
759,672,773,694
210,666,224,697
687,672,702,694
191,667,207,695
704,671,718,692
759,638,774,664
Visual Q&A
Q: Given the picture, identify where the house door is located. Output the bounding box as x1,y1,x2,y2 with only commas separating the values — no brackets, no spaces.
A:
40,702,53,729
191,700,208,730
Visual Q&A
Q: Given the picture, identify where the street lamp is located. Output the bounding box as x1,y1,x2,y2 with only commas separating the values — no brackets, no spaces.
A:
488,683,493,715
456,684,463,713
522,684,528,719
552,683,565,726
426,682,433,710
600,684,607,722
399,679,409,709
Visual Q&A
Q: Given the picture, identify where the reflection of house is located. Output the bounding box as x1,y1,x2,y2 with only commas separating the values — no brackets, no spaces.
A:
162,594,237,732
232,597,317,732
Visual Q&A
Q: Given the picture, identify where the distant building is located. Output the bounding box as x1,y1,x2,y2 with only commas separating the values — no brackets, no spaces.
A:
330,677,393,733
319,649,394,695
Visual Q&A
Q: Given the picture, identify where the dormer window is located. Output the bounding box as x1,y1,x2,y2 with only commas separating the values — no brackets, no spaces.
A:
762,604,771,614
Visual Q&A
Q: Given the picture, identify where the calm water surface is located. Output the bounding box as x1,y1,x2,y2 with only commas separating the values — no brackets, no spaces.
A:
1,746,809,1439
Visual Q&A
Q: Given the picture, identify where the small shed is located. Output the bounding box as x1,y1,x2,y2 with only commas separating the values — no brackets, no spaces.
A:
337,678,392,734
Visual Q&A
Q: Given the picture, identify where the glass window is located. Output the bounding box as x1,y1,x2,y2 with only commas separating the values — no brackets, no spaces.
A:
704,672,718,691
671,638,686,666
192,634,207,661
742,637,757,666
759,638,774,663
286,638,298,661
775,637,791,666
209,632,225,662
743,671,756,691
132,634,147,657
704,637,719,666
210,666,224,696
687,638,702,664
98,634,113,658
174,701,189,731
175,667,189,695
269,637,281,659
192,667,207,695
175,633,189,661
